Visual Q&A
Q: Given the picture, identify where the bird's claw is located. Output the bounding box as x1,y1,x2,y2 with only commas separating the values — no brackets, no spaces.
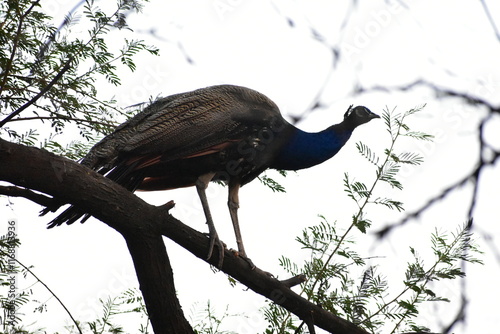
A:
206,231,225,268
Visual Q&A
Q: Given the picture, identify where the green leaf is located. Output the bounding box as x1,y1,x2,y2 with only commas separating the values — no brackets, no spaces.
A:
356,142,380,166
258,174,286,192
371,197,404,212
353,216,371,233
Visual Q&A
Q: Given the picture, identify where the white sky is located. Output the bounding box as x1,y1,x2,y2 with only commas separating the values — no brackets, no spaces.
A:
2,0,500,333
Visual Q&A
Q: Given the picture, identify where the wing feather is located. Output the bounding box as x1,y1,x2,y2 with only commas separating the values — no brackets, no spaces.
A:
82,85,283,169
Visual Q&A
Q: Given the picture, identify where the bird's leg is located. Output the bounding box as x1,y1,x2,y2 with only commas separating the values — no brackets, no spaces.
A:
195,173,225,267
228,181,254,268
228,182,245,256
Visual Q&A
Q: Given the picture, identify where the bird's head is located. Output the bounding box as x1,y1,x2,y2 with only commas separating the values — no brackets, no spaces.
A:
343,105,380,128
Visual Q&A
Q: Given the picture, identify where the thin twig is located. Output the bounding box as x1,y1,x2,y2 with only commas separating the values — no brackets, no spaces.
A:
0,0,41,97
0,185,54,207
8,115,117,128
0,249,83,334
480,0,500,42
0,58,73,128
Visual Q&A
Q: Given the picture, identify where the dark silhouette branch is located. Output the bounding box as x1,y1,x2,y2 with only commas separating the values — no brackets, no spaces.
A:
0,57,73,128
0,137,369,334
374,168,475,239
280,274,307,288
480,0,500,42
7,115,116,128
0,185,54,207
354,78,500,112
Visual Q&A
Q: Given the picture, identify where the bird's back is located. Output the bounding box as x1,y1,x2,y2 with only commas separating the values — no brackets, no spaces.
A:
44,85,290,227
82,85,286,174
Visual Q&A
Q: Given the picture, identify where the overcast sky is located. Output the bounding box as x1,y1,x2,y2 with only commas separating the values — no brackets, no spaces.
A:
2,1,500,333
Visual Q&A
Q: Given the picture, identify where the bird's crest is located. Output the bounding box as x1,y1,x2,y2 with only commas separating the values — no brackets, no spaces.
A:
344,105,355,119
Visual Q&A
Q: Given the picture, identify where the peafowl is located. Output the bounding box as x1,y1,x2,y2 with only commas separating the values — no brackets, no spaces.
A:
42,84,379,266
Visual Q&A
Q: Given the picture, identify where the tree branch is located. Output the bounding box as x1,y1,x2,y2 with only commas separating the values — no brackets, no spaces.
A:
0,57,73,128
8,115,117,128
0,0,41,97
354,78,500,112
480,0,500,42
0,138,368,334
0,185,54,207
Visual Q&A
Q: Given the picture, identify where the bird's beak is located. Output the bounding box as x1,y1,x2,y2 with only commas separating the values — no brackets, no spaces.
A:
369,112,381,119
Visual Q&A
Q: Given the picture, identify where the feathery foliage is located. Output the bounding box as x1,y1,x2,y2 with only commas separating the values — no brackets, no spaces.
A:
85,288,150,334
258,171,287,193
262,106,483,333
190,301,241,334
0,0,159,159
0,245,153,334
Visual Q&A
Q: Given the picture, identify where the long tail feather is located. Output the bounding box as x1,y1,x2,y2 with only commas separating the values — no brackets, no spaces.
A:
42,160,143,227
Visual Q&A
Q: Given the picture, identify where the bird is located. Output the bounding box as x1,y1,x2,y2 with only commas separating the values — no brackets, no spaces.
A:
42,84,379,266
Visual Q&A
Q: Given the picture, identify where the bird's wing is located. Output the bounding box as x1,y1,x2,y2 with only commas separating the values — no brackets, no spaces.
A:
119,85,281,159
82,85,282,169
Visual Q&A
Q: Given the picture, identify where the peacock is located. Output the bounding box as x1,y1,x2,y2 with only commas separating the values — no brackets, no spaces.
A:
42,84,379,266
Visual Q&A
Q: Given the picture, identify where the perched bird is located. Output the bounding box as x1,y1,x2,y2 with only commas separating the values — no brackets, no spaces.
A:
43,84,379,265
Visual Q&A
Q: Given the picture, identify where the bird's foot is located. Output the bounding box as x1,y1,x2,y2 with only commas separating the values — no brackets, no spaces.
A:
206,231,226,268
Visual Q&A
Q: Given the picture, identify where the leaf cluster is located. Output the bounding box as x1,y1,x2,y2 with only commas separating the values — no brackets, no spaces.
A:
262,106,483,333
362,221,483,333
348,106,431,215
190,301,240,334
264,217,388,333
0,0,159,159
258,171,287,193
84,288,150,334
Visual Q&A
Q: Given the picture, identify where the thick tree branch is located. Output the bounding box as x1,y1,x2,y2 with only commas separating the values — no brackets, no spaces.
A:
0,138,193,334
123,231,195,334
0,138,368,334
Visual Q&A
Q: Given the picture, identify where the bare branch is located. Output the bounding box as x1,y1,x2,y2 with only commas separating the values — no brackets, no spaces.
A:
0,58,73,128
480,0,500,42
280,274,307,288
358,79,498,111
8,115,116,128
0,185,54,207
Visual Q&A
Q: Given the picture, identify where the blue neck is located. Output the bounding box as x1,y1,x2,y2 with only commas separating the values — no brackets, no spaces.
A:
272,127,352,170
